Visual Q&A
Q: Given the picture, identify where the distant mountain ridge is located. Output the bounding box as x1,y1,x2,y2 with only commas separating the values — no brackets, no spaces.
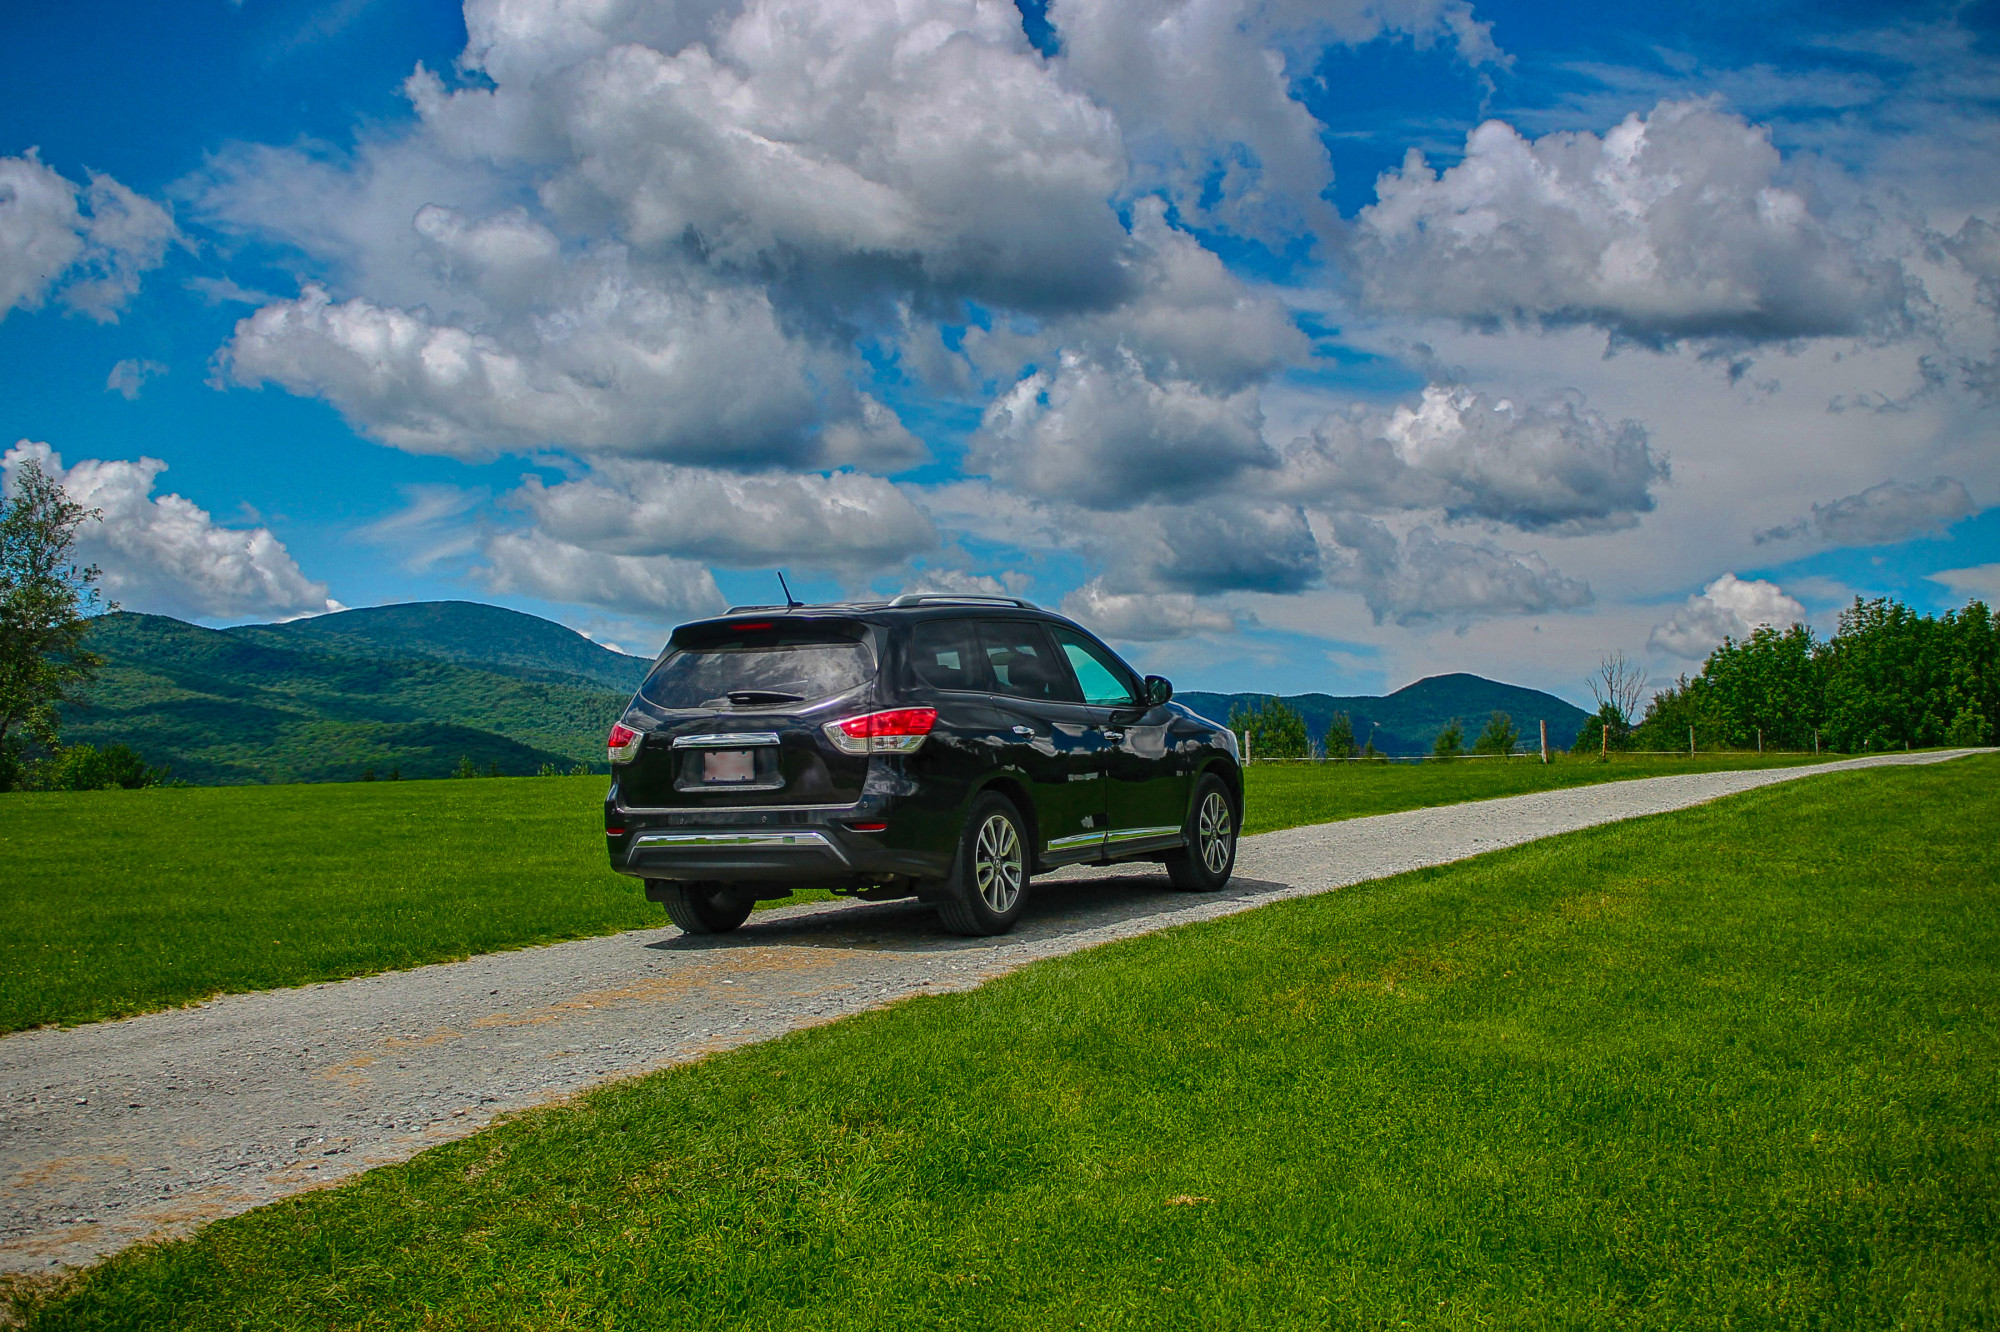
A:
226,600,656,693
1178,673,1590,755
66,605,643,784
64,601,1591,782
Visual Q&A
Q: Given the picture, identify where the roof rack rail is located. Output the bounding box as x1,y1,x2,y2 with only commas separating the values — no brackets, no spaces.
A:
887,593,1039,609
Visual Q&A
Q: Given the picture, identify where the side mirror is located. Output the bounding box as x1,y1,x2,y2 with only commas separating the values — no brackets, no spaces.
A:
1145,675,1174,707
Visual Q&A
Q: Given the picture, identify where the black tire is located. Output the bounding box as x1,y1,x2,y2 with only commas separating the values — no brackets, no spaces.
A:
933,791,1031,936
655,881,755,934
1165,774,1237,892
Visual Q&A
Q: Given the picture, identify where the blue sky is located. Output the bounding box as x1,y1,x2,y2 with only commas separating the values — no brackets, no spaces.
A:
3,0,1996,707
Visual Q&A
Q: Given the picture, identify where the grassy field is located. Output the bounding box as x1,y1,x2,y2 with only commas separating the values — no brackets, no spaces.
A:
0,776,652,1033
0,751,1888,1033
1236,750,1828,834
16,755,1994,1329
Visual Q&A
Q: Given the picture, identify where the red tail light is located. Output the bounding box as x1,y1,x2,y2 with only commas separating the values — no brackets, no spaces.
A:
607,722,643,764
823,706,937,754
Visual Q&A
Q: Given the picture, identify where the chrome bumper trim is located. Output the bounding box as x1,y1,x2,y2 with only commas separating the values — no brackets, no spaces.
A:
631,830,837,851
671,731,782,749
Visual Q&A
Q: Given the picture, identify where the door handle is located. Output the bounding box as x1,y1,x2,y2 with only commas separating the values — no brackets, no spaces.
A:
1101,730,1124,742
1011,725,1036,736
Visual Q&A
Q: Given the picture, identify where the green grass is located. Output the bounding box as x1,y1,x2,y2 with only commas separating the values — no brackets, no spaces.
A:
1237,750,1832,834
0,776,654,1033
0,752,1887,1034
17,756,1997,1330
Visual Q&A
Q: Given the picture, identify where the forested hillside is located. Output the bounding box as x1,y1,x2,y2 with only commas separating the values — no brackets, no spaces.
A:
1179,673,1590,755
62,611,631,784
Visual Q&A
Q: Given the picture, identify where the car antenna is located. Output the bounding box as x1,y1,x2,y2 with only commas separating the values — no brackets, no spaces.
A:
776,570,802,611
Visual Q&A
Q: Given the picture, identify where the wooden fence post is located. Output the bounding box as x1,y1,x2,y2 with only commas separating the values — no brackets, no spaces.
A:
1539,719,1549,765
1757,727,1763,754
1689,725,1695,758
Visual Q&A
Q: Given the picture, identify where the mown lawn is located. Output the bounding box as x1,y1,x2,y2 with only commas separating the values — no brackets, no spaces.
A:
1236,749,1828,834
0,776,651,1033
16,756,1996,1330
0,752,1887,1033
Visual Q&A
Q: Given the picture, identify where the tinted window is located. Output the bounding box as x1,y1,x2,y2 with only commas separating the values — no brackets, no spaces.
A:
978,622,1081,703
908,619,986,692
1049,625,1138,707
638,636,873,710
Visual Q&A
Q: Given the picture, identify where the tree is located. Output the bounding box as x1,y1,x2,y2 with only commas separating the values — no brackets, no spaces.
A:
1229,695,1309,759
1472,710,1518,756
1571,704,1630,755
1589,651,1648,730
0,456,107,789
1432,717,1464,761
1323,711,1355,759
34,742,165,791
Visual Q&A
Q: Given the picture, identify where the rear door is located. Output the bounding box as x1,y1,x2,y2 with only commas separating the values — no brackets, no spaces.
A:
614,620,877,812
1047,623,1189,854
973,619,1107,865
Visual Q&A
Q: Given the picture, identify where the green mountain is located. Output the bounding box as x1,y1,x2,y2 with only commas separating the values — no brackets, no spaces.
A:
226,600,655,692
1178,673,1591,755
64,611,634,785
58,599,1592,782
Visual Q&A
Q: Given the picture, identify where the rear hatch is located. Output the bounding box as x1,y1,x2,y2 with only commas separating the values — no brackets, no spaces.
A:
614,617,878,811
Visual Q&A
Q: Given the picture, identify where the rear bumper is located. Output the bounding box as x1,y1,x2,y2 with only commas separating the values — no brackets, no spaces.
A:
607,797,952,885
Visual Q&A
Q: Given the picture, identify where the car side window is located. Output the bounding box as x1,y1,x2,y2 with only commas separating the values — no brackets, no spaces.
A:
977,622,1082,704
1048,625,1140,707
908,618,986,692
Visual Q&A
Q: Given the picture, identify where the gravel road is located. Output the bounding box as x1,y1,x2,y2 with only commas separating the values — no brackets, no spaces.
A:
0,750,1979,1274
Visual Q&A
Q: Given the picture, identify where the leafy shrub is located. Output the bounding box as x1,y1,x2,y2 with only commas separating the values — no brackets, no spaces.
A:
1432,718,1464,761
29,743,168,791
1473,711,1518,756
1230,696,1310,760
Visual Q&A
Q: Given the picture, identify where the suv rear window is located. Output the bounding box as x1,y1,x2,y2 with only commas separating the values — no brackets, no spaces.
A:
638,634,874,710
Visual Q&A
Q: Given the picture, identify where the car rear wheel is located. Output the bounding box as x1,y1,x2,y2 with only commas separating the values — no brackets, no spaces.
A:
654,881,756,934
1165,775,1237,892
933,792,1030,936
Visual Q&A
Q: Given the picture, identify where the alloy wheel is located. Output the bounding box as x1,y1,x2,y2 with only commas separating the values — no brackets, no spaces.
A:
973,813,1024,913
1198,790,1234,875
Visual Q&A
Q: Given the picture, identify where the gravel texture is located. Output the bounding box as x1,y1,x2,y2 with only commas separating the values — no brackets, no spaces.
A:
0,750,1977,1274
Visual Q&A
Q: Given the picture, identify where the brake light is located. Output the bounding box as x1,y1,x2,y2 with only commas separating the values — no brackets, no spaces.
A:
607,722,644,764
822,706,937,755
733,622,773,631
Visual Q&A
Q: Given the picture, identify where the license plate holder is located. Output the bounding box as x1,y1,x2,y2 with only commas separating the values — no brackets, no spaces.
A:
702,749,757,784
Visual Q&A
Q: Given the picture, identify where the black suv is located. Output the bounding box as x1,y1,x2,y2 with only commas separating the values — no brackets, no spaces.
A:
605,594,1243,936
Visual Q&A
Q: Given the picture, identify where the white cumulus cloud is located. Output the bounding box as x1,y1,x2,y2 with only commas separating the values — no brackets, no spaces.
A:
0,151,177,323
3,441,334,620
516,461,937,573
1278,385,1667,533
105,358,167,400
972,349,1274,508
1350,99,1911,345
1648,573,1806,658
1048,0,1499,241
479,529,725,621
1059,578,1236,641
1756,475,1976,547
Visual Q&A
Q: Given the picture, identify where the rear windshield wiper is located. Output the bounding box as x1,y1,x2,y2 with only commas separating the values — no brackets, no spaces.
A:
726,689,806,706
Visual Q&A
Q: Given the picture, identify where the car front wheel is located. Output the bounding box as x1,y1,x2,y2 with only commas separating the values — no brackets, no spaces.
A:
933,792,1031,936
1165,775,1237,892
654,881,756,934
